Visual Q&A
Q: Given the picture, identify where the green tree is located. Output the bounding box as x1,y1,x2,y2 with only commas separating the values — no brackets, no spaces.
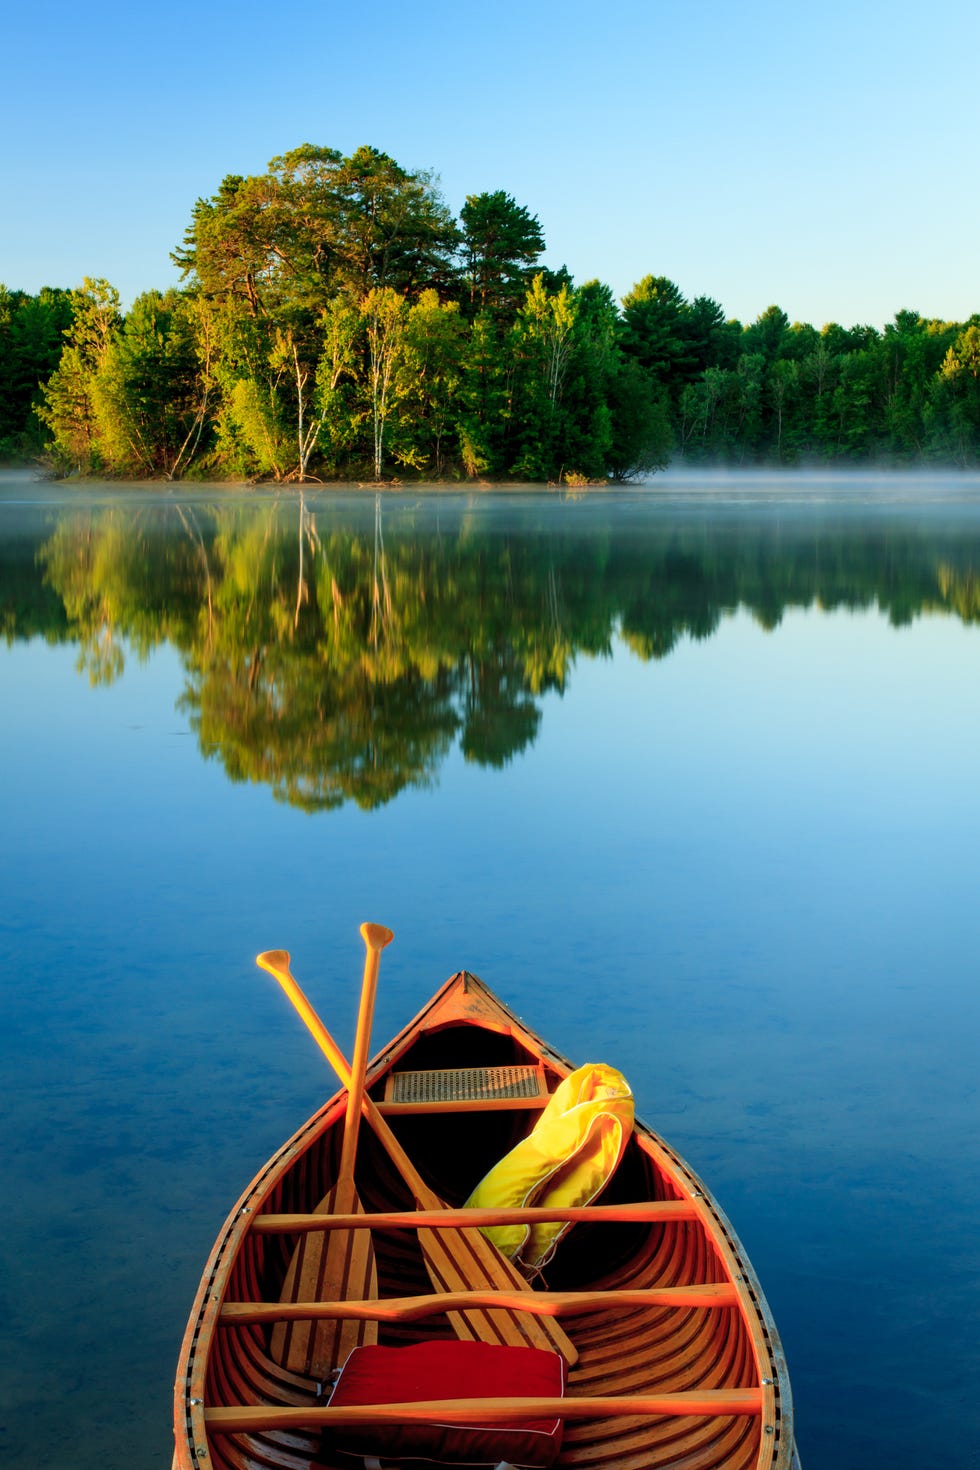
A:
881,310,957,458
606,356,671,479
92,290,214,478
552,279,617,480
456,309,509,477
742,304,791,363
328,145,460,300
679,295,740,374
459,191,545,317
0,286,75,459
678,365,733,459
398,289,466,475
39,278,122,473
313,295,363,473
226,375,292,480
930,322,980,463
731,353,766,455
830,349,884,457
173,171,281,317
175,144,458,315
767,357,800,460
619,275,689,385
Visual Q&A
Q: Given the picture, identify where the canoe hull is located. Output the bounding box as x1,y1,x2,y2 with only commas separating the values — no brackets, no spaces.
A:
174,971,796,1470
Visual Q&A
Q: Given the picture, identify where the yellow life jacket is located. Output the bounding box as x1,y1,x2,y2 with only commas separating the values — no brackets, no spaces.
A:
464,1062,634,1273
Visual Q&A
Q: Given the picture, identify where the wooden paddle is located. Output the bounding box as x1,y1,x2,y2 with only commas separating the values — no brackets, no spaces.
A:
256,947,578,1366
258,923,393,1378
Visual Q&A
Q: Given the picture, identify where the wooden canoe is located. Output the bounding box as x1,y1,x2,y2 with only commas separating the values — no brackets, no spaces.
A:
173,969,799,1470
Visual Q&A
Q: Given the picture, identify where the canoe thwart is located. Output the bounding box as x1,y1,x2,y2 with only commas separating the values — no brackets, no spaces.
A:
250,1199,701,1233
220,1281,741,1325
205,1388,765,1434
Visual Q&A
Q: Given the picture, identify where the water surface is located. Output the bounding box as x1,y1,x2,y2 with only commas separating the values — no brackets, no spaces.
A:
2,469,979,1469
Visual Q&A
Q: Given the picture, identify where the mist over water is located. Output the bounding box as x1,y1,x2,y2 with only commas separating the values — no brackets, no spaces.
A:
2,470,979,1470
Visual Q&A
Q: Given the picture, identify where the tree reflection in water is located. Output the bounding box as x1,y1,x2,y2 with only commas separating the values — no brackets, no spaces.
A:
11,491,980,811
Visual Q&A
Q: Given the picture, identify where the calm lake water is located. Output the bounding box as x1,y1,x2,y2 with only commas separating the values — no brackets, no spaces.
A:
2,468,980,1470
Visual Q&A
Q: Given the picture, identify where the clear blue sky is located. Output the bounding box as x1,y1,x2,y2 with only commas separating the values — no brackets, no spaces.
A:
4,0,978,330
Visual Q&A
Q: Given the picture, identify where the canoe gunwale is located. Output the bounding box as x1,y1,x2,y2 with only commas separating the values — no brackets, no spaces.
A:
173,969,796,1470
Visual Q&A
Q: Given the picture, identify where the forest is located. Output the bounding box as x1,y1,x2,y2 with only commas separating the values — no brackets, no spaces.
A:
2,142,980,482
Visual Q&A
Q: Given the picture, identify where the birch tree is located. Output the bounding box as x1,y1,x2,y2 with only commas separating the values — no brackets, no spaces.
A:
362,288,409,479
314,296,361,470
509,275,578,479
522,274,577,406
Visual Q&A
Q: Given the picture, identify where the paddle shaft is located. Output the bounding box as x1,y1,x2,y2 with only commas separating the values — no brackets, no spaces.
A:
257,928,390,1377
257,947,445,1209
337,923,393,1192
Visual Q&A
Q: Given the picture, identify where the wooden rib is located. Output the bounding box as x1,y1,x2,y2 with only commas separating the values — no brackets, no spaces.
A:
563,1299,759,1461
221,1283,740,1325
251,1199,698,1232
553,1159,763,1470
206,1389,764,1434
562,1418,759,1470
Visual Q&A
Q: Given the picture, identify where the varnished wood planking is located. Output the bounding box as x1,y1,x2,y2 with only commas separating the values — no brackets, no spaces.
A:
174,968,794,1470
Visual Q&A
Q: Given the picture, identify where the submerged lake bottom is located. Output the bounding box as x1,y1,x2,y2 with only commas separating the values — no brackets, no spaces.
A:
1,469,979,1470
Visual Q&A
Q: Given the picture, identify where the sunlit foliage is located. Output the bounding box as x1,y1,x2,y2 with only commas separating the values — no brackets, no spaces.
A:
3,142,979,478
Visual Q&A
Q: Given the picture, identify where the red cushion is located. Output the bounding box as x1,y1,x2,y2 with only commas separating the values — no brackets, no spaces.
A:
327,1340,566,1467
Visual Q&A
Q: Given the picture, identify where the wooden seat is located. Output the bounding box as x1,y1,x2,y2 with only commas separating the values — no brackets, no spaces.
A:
379,1065,551,1114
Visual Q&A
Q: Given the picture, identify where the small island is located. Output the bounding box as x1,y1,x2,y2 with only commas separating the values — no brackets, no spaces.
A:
2,142,979,483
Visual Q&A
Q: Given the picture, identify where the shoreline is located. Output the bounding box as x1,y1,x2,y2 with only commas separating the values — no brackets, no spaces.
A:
7,462,980,490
